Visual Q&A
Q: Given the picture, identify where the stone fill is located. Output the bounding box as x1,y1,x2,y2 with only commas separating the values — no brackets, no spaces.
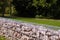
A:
0,18,60,40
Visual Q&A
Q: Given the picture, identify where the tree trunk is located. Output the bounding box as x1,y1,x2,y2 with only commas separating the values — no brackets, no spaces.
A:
2,0,6,17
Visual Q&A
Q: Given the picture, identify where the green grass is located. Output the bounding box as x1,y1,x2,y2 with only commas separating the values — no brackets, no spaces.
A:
10,17,60,27
0,36,6,40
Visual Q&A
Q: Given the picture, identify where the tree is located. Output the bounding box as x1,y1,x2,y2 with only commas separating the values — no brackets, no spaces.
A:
13,0,60,19
50,0,60,19
0,0,6,17
7,0,13,16
13,0,36,18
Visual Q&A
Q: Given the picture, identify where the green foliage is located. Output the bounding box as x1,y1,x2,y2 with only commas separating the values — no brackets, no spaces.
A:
0,0,7,17
13,0,36,18
0,0,60,19
33,0,47,7
33,0,57,7
0,0,14,16
12,0,60,19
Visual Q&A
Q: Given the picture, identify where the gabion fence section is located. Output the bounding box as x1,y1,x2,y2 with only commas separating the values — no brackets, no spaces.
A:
0,17,60,40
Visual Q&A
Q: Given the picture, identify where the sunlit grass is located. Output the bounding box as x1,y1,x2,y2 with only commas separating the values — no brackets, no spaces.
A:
10,17,60,27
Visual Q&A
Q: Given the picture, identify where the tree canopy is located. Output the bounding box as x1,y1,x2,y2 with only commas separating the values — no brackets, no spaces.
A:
0,0,60,19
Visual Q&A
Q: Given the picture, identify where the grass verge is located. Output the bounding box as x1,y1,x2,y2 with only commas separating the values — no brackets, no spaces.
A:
9,17,60,27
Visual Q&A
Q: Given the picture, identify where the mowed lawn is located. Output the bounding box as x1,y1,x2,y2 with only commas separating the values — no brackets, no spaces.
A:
10,17,60,27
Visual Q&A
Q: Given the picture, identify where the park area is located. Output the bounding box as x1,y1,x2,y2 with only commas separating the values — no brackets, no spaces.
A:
0,0,60,40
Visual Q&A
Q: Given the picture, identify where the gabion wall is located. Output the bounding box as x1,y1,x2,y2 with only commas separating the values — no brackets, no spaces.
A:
0,18,60,40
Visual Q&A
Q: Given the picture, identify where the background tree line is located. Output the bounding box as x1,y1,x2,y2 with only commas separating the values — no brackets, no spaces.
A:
0,0,15,17
0,0,60,19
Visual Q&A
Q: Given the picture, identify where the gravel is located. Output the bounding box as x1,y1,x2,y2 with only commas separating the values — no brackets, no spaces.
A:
0,17,60,40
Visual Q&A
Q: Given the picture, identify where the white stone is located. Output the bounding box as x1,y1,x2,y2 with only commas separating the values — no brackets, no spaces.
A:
50,36,59,40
